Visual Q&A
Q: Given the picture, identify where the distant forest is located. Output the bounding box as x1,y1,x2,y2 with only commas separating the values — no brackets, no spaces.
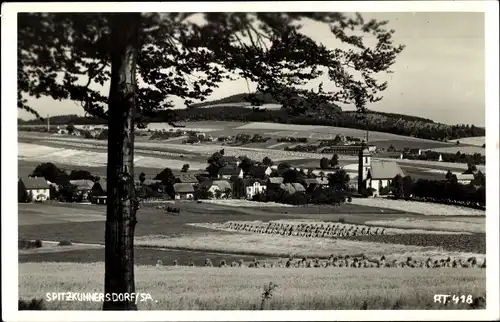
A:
19,92,485,141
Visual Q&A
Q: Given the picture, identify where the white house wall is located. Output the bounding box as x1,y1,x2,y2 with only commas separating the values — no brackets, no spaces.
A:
246,183,267,199
28,188,50,201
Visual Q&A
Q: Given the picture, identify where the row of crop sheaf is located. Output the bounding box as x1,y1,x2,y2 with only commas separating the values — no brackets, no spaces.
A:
222,221,388,237
156,254,486,269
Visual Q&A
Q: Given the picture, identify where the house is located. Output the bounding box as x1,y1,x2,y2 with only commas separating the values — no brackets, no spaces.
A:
245,179,267,199
267,176,284,189
134,179,163,187
409,148,422,156
304,177,329,187
218,166,243,179
248,165,272,179
279,182,306,195
318,144,376,156
173,183,196,200
19,177,50,202
199,180,232,198
70,179,95,201
455,174,475,185
174,173,199,184
311,169,335,177
91,179,107,204
365,161,405,196
223,156,241,166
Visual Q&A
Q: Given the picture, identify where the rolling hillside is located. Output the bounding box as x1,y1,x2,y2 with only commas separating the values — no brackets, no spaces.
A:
18,92,485,141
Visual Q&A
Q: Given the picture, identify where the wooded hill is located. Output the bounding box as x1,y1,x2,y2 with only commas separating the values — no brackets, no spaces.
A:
19,92,484,141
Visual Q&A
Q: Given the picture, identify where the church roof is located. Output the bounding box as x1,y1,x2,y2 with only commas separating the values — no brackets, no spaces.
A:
368,162,405,180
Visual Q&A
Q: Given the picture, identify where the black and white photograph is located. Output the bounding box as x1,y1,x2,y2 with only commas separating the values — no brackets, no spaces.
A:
2,1,499,321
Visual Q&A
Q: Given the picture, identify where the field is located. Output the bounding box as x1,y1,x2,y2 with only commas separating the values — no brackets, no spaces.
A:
17,198,487,310
16,120,488,310
349,198,485,217
136,232,483,261
19,263,485,310
448,136,485,147
429,145,486,156
364,218,485,234
18,142,208,170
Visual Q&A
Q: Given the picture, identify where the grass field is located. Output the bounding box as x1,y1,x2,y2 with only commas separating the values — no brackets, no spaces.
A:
429,145,486,156
349,198,485,217
18,203,106,226
18,142,208,170
365,218,485,234
19,246,274,266
19,262,486,310
135,232,483,262
448,136,485,147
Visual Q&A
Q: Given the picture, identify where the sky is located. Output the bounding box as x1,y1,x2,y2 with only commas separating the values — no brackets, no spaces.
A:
18,12,485,126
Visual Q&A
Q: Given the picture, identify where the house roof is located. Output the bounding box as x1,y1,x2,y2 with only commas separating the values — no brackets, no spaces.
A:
248,166,270,178
304,177,329,185
212,180,232,191
291,182,306,192
219,166,241,176
92,179,107,194
135,179,162,186
244,178,265,186
175,173,199,183
267,177,284,184
69,179,95,191
21,177,49,190
223,156,239,163
456,174,475,181
200,180,232,191
174,183,196,193
368,162,405,180
279,182,305,194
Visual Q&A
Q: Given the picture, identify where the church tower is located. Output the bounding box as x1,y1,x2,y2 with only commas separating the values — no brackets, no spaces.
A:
357,145,371,192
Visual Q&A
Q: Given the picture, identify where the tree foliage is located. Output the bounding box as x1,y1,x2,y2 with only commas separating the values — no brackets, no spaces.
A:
262,156,273,166
327,169,350,191
31,162,70,185
69,169,96,181
19,12,404,122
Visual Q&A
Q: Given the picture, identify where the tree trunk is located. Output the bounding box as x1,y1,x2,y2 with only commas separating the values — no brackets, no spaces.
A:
103,13,140,311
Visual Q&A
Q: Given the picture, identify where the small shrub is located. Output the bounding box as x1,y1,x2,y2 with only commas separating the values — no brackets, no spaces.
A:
19,298,45,310
337,217,346,224
18,239,43,250
58,240,73,246
260,282,278,310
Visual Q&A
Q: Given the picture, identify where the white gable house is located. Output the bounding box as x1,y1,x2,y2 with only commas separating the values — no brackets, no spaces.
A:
366,162,405,196
245,180,267,199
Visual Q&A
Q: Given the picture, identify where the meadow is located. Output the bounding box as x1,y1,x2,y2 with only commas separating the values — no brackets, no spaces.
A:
364,218,485,234
135,232,484,262
429,145,486,156
448,136,485,147
19,262,486,310
349,198,486,217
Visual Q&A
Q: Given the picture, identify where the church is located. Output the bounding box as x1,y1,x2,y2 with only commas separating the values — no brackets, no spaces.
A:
357,147,405,196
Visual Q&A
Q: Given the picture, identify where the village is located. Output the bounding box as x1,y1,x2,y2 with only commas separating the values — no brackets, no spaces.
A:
18,141,483,210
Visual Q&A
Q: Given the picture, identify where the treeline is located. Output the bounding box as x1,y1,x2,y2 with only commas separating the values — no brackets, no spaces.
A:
18,114,107,125
393,150,486,165
162,107,485,141
19,105,485,142
390,173,486,209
